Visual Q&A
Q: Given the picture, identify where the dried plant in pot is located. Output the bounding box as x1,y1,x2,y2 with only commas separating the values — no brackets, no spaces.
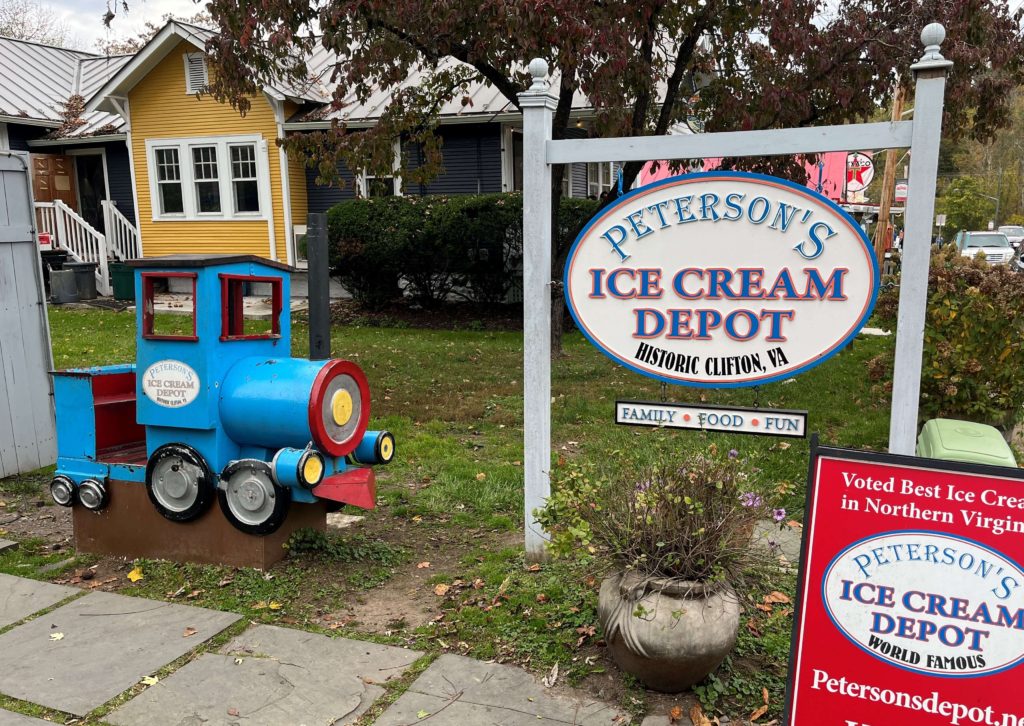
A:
537,444,785,693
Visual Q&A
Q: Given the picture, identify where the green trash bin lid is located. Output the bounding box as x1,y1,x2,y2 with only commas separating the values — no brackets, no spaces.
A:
917,418,1018,468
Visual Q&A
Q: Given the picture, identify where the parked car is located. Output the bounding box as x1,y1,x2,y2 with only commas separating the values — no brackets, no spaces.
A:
953,230,1014,265
998,225,1024,251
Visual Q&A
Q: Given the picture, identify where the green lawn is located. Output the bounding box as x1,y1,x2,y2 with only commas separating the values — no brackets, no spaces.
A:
8,307,894,721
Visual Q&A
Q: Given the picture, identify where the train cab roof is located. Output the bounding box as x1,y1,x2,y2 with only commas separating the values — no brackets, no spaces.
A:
124,254,294,272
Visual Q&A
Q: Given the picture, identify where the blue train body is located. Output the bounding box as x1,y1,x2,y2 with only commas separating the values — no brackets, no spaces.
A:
50,254,393,534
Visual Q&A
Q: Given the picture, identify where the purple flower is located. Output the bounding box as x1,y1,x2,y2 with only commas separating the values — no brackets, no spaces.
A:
728,449,739,459
740,492,763,508
773,508,787,522
635,480,653,493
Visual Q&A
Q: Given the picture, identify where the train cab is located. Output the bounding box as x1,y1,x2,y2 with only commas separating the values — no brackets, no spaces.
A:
50,254,394,534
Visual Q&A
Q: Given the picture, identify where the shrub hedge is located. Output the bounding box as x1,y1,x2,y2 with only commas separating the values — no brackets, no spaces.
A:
327,192,600,308
875,245,1024,430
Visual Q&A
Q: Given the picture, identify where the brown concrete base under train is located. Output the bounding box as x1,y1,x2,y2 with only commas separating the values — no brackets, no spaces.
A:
73,479,326,570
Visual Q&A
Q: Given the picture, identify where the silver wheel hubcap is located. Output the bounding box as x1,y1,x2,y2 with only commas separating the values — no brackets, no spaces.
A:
50,478,74,506
79,480,106,510
226,468,276,526
152,456,202,512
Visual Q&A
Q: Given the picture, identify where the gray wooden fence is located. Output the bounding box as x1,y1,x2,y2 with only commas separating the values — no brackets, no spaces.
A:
0,151,56,479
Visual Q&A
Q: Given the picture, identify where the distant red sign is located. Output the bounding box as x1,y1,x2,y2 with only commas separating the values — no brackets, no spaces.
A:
786,444,1024,726
38,232,52,248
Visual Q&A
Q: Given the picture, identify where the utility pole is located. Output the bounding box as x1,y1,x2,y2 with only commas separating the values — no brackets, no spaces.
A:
873,84,906,263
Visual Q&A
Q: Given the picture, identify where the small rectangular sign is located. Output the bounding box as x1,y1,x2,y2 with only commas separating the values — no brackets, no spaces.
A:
895,178,909,203
614,400,806,438
785,442,1024,725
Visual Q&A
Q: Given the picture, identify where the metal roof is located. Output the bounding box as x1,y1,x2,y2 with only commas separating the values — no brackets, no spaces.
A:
0,35,127,137
289,55,592,125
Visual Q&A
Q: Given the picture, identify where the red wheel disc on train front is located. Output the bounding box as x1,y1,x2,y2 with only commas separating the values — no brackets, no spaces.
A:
308,359,371,457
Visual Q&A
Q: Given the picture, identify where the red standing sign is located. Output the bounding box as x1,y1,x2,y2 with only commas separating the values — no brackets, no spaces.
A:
786,442,1024,726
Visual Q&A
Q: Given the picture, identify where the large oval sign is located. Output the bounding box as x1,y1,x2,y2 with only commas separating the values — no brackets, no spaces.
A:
823,530,1024,678
142,359,200,409
564,171,879,387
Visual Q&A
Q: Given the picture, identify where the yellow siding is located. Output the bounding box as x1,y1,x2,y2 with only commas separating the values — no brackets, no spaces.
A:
129,41,288,261
287,145,309,230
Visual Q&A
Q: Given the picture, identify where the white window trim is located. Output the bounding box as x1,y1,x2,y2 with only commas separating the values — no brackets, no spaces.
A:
145,134,271,222
0,122,9,151
587,161,615,198
357,141,403,198
183,52,208,95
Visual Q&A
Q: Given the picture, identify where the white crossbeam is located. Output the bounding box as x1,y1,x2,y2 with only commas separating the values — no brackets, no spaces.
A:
546,121,914,165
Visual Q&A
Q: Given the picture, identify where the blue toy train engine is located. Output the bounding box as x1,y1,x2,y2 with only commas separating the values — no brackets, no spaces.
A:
50,254,394,535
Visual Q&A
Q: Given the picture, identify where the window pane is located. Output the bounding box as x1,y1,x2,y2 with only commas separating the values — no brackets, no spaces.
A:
233,180,260,213
159,182,184,214
143,275,196,340
230,145,257,180
367,177,395,197
196,181,221,213
156,148,180,181
192,146,218,179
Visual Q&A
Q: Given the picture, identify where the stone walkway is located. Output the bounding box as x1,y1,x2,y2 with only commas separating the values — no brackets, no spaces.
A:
0,575,630,726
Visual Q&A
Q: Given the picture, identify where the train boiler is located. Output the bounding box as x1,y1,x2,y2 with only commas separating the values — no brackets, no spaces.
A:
50,254,394,535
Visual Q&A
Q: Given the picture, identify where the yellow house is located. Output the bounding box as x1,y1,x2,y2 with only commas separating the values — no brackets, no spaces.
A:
84,21,602,269
86,22,314,266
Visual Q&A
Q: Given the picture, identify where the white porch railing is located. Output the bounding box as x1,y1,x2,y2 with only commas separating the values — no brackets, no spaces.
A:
101,200,141,261
35,200,112,296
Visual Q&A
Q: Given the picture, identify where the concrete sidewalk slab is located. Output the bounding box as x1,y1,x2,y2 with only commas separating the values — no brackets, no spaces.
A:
108,624,423,726
0,573,76,629
0,590,239,716
0,539,17,554
0,710,53,725
373,654,628,726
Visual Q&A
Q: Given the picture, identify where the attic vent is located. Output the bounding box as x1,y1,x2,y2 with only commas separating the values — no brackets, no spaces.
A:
184,52,208,94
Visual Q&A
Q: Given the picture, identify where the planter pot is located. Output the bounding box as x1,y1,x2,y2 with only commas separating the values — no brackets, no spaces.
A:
597,570,740,692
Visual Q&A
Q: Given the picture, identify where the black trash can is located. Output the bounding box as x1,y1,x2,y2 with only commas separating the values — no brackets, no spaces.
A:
109,262,134,302
39,250,69,297
50,270,79,304
65,261,99,300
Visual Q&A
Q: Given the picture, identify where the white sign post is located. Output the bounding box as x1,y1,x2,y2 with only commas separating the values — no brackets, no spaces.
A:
519,26,950,561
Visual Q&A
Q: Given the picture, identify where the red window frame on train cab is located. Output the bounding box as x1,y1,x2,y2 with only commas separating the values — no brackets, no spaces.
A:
141,272,199,341
219,274,283,341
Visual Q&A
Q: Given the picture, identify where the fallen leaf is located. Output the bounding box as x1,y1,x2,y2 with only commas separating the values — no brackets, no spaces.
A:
140,676,158,686
433,583,450,596
234,658,243,665
669,705,684,723
49,632,64,641
218,578,234,587
689,703,712,726
167,586,186,598
746,618,762,637
765,591,790,605
778,442,791,450
526,563,542,572
186,589,203,600
762,686,770,705
786,520,802,529
475,472,486,481
227,708,240,717
127,567,144,583
750,705,769,721
755,603,773,613
536,593,549,603
268,601,283,610
182,627,198,638
416,710,430,719
472,578,485,589
417,561,431,569
541,662,559,688
251,601,268,610
411,515,423,523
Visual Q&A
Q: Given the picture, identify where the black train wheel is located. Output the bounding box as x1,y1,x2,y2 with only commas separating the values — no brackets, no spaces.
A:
218,460,291,535
145,443,216,522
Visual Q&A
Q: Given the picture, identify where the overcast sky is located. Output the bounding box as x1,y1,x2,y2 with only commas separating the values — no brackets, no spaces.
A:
53,0,201,50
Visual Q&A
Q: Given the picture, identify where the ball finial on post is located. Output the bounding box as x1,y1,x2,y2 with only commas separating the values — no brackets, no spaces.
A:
919,23,947,63
528,58,549,91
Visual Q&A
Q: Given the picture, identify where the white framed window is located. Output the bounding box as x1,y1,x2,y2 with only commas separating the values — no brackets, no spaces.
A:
146,135,268,221
184,52,208,94
229,144,260,213
358,141,403,198
155,147,184,215
587,162,615,198
191,145,221,214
